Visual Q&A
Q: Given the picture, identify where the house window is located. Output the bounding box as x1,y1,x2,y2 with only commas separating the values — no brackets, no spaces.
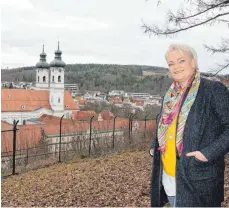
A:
38,76,40,82
58,76,61,82
23,120,26,125
52,76,54,82
43,76,46,83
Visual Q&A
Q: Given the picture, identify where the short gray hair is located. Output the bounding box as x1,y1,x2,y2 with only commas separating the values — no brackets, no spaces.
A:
165,44,198,69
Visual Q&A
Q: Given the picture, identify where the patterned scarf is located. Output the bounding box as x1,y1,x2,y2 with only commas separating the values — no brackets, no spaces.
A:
157,71,200,156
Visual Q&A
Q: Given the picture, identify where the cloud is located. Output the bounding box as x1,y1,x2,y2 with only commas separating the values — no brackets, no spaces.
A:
36,17,109,31
0,0,34,11
2,47,37,68
1,0,229,74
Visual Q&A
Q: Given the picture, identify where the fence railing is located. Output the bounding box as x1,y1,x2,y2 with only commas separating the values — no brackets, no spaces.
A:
1,120,19,175
1,116,156,176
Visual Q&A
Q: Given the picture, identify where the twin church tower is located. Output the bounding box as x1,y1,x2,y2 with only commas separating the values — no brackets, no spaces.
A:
35,42,65,112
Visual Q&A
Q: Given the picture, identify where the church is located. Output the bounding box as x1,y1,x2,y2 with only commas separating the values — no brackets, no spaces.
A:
1,42,79,125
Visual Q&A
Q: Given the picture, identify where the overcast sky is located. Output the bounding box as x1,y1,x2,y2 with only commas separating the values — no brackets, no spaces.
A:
1,0,229,74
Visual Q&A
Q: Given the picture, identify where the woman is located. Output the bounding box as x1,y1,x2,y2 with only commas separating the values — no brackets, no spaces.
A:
150,44,229,207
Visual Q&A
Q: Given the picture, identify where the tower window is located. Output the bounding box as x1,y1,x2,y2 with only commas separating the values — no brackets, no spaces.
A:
58,76,61,82
58,98,60,103
52,76,54,82
38,76,40,82
43,76,46,83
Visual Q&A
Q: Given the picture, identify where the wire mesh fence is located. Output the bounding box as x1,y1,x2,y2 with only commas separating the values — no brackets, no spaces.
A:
1,117,156,176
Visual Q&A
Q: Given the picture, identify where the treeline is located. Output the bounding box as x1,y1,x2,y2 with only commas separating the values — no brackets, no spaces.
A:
2,63,228,95
1,64,171,95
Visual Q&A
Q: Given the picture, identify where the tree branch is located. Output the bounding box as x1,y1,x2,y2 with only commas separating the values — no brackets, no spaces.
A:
142,12,229,35
205,45,229,53
217,18,229,22
174,0,229,21
204,38,229,54
213,61,229,75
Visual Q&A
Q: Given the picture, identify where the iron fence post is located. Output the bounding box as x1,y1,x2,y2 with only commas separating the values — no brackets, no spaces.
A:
26,148,29,165
128,114,132,144
12,120,19,175
112,116,117,149
130,114,135,141
144,114,149,139
129,114,135,144
59,115,64,163
89,116,94,155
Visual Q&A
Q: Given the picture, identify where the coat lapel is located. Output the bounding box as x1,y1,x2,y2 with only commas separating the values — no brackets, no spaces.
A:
183,78,206,152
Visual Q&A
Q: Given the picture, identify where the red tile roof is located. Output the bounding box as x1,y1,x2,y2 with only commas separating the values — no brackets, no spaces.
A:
78,99,88,105
1,116,156,153
1,121,42,153
92,118,129,131
108,97,122,102
43,122,89,136
100,110,114,120
38,114,90,135
133,100,145,106
38,115,130,135
1,89,78,112
73,111,98,120
64,90,79,110
38,114,73,125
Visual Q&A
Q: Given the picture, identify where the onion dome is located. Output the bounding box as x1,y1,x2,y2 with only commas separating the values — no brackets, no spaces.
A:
50,41,66,67
36,45,50,68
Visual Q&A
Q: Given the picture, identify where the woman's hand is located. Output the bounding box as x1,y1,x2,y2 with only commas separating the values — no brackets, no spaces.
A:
186,151,208,162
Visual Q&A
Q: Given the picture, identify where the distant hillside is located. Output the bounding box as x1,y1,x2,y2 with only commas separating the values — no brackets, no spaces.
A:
2,64,229,95
1,64,171,95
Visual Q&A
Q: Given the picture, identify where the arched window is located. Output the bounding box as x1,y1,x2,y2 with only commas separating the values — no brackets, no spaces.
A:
58,76,61,82
38,76,40,82
52,76,54,82
43,76,46,83
58,98,60,103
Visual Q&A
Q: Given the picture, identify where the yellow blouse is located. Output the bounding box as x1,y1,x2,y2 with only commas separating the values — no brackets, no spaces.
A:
161,117,177,177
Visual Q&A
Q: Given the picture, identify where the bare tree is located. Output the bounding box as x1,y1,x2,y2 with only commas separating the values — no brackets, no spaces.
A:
142,0,229,75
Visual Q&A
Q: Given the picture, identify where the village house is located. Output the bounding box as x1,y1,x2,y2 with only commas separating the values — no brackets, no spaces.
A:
108,90,125,97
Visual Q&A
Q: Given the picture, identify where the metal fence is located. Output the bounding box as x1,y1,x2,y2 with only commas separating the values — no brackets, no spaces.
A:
1,115,156,176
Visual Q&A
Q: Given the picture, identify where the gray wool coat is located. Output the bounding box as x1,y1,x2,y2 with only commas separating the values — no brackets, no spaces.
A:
150,77,229,207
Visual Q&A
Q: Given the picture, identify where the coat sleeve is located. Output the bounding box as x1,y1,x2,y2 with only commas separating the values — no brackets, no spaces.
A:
200,81,229,162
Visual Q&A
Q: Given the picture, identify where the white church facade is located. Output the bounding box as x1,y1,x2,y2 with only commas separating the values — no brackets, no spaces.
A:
1,43,79,125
